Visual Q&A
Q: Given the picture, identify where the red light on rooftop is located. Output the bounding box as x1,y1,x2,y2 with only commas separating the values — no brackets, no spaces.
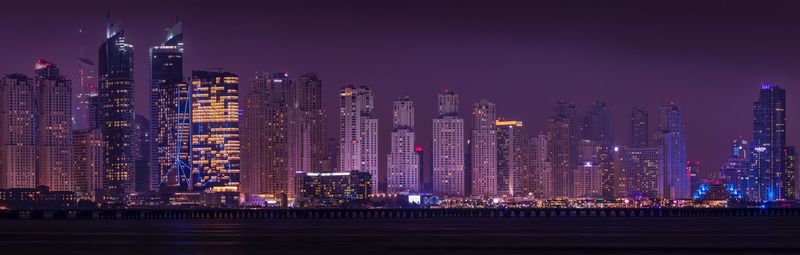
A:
415,145,423,152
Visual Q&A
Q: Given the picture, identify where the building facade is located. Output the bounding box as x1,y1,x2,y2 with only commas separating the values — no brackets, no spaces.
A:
34,60,74,191
657,103,690,199
99,15,136,193
432,90,465,197
748,83,787,200
149,20,190,191
0,74,36,189
471,99,497,197
387,97,419,194
190,71,240,191
339,85,379,194
72,128,103,200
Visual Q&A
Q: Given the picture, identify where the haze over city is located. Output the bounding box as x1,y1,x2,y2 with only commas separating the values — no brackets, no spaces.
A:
2,0,797,182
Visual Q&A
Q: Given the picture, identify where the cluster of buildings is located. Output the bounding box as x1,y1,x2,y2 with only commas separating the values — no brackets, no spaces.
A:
0,15,795,209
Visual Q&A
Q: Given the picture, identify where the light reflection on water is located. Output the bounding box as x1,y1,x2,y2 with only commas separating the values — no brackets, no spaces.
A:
0,217,798,254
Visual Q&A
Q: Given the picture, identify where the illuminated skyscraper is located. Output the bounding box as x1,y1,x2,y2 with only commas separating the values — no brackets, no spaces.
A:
496,119,525,196
787,146,797,199
720,139,748,195
547,115,572,198
293,73,328,173
133,115,150,193
748,83,787,200
149,20,189,191
528,133,553,199
657,103,690,199
471,99,497,197
99,14,136,194
0,74,36,189
616,147,662,199
583,101,616,197
339,85,378,194
631,107,650,148
432,90,465,197
190,71,240,191
574,140,602,198
73,128,103,200
387,97,419,194
35,60,74,191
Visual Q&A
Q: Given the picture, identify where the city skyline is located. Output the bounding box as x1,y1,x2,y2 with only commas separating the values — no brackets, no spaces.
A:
0,0,798,187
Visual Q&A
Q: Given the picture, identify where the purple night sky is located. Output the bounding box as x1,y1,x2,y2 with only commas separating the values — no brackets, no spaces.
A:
1,0,797,181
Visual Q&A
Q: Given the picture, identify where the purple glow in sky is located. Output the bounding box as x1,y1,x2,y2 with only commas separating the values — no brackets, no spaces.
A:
0,0,798,180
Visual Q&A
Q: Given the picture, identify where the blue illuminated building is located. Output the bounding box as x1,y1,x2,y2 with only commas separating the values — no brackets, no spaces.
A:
747,83,787,201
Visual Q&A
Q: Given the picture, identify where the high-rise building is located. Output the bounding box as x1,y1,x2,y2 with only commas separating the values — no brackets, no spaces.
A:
631,107,650,148
149,20,189,191
339,85,378,194
0,74,36,189
720,139,749,195
432,90,465,197
471,100,498,197
240,74,271,196
787,146,797,199
615,147,662,199
657,103,690,199
748,83,787,200
72,128,103,200
496,120,525,196
99,14,136,194
688,161,701,194
387,97,419,194
190,71,240,191
527,133,553,199
582,101,616,198
34,60,74,191
133,115,150,193
574,140,602,198
76,58,97,130
416,145,426,192
294,73,328,173
547,115,572,198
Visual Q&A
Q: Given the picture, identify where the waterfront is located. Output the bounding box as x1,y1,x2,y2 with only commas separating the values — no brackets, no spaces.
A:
0,217,799,254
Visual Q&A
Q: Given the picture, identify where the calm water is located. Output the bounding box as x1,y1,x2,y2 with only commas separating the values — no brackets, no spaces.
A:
0,217,798,254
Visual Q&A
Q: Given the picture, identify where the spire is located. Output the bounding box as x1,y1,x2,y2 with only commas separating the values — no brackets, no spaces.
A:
106,11,113,39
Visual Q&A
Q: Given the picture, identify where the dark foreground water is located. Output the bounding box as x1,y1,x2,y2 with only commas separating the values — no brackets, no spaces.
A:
0,217,799,254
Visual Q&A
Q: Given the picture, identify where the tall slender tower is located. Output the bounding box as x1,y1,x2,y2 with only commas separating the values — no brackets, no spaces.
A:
190,71,240,191
99,13,136,194
35,60,74,191
150,20,189,191
583,101,616,197
294,73,328,172
528,133,553,199
432,90,465,197
631,107,650,148
240,74,271,196
339,85,379,194
547,115,572,198
657,103,689,199
496,120,525,196
749,83,787,200
0,74,36,189
720,139,748,196
387,97,419,194
471,99,497,197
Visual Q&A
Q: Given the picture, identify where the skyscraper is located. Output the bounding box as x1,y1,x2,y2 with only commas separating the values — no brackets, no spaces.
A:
34,60,74,191
72,128,103,200
496,120,525,196
99,14,136,194
583,101,616,197
432,90,465,197
787,146,797,199
294,73,328,173
149,20,189,191
616,147,663,199
240,74,271,196
574,140,602,198
387,96,419,194
133,114,150,193
190,71,240,191
657,103,690,199
528,133,553,199
547,115,572,198
631,107,650,148
0,74,36,189
720,139,749,195
471,99,497,197
339,85,378,194
749,83,787,200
